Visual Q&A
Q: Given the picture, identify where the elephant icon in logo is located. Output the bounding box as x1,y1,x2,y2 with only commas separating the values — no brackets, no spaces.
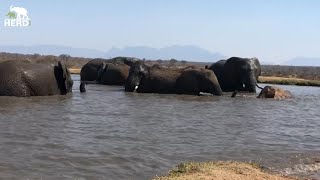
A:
10,5,29,20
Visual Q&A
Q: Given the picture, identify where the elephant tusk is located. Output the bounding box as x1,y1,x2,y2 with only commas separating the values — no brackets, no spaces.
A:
135,86,138,90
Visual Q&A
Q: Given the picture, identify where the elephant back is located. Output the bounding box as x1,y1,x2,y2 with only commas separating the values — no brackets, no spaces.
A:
0,60,67,96
99,63,130,85
137,67,182,93
209,60,226,86
80,59,106,81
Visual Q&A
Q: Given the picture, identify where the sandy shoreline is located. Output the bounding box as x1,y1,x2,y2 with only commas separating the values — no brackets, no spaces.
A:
153,161,296,180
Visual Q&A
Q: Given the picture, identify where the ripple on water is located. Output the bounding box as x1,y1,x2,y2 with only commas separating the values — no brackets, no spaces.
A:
0,76,319,179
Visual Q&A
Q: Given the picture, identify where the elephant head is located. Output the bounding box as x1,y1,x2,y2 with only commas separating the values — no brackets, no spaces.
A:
54,61,73,95
242,57,261,92
224,57,261,93
124,61,150,92
200,70,223,95
257,86,293,99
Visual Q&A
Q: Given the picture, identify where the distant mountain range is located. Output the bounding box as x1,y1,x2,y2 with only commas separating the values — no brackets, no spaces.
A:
0,45,106,59
0,45,225,62
0,45,320,66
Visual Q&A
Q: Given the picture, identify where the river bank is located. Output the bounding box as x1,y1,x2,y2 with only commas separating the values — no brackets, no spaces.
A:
69,68,81,74
153,161,296,180
258,76,320,87
69,68,320,87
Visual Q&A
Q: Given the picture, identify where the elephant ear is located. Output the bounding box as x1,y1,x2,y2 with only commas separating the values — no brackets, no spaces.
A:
97,62,107,82
123,58,135,67
58,61,67,79
55,61,69,95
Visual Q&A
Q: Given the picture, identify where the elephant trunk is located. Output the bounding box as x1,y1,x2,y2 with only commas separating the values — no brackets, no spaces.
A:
206,75,223,96
125,75,139,92
97,63,106,83
212,83,223,96
256,83,263,90
245,74,257,93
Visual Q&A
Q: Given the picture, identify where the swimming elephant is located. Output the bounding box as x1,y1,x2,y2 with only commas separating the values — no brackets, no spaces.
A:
80,57,138,92
176,69,222,96
209,57,261,93
257,86,293,99
0,60,73,97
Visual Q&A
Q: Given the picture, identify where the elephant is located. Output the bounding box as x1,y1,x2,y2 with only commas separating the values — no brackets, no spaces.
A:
209,57,261,93
208,59,227,90
257,86,293,99
176,69,222,96
80,57,138,92
125,61,181,93
125,62,222,95
80,58,106,82
0,60,73,97
97,63,130,85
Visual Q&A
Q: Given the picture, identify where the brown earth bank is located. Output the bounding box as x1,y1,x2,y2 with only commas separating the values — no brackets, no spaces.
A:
1,52,320,86
153,161,297,180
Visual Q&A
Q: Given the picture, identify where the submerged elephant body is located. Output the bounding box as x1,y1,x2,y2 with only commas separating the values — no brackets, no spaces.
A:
125,62,222,96
176,69,222,95
0,60,73,97
136,67,182,94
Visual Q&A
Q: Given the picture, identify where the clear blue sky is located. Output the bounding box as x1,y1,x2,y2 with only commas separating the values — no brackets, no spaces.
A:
0,0,319,63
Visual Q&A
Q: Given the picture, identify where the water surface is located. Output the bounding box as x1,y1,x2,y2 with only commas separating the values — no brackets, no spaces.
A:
0,75,319,179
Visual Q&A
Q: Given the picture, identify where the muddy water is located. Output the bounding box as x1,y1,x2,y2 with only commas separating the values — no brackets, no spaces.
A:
0,75,319,179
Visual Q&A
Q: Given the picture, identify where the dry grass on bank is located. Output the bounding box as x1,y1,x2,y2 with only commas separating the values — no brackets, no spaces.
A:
153,161,296,180
258,76,320,87
69,68,81,74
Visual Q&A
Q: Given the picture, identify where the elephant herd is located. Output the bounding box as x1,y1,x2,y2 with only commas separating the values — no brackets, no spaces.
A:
0,57,292,99
80,56,263,96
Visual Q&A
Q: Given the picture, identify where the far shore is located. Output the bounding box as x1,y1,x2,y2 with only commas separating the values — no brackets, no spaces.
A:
258,76,320,87
153,161,296,180
69,68,81,74
69,68,320,87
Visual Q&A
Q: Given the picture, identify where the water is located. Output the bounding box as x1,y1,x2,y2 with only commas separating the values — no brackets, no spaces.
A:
0,74,319,180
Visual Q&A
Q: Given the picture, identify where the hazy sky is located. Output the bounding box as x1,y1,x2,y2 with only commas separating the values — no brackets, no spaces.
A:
0,0,319,63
